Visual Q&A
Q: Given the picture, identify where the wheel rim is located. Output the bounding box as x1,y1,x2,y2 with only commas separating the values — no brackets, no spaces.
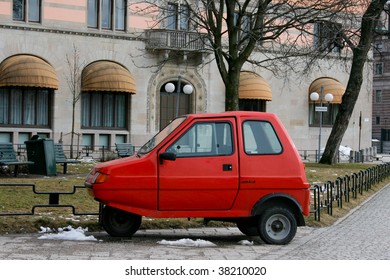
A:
265,214,291,241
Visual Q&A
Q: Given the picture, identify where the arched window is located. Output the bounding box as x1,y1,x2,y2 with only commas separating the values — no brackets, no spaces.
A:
0,55,58,128
308,77,345,126
81,60,135,129
239,71,272,112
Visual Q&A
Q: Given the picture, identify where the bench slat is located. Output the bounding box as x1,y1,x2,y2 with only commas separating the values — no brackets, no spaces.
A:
115,143,134,157
54,144,81,174
0,143,34,177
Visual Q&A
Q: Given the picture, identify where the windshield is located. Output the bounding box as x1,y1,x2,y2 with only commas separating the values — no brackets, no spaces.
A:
138,117,186,154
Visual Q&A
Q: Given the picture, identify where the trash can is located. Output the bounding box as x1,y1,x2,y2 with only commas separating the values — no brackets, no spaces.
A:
25,138,56,176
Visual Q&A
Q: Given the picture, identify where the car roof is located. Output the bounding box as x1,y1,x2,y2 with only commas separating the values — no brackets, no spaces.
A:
184,111,276,119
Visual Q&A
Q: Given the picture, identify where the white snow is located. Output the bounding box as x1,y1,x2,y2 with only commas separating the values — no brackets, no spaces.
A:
157,238,216,247
238,240,254,246
37,226,255,246
38,226,98,241
157,238,255,247
338,145,352,161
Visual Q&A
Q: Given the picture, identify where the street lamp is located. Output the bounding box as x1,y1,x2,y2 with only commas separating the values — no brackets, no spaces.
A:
310,85,334,162
164,76,194,117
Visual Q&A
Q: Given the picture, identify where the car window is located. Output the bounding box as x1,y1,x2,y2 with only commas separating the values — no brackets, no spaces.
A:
243,121,282,154
167,122,233,157
138,117,186,154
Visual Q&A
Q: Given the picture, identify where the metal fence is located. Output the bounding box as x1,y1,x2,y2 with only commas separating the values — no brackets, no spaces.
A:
311,162,390,221
9,143,139,163
298,147,389,164
0,184,102,217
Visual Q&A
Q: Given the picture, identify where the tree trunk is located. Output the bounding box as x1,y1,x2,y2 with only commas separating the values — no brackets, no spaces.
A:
70,101,76,159
320,0,387,164
225,69,240,111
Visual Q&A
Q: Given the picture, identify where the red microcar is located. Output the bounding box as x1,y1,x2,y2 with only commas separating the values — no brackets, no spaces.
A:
85,111,310,245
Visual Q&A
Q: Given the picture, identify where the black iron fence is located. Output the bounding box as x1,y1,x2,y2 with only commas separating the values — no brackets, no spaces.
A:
311,163,390,221
0,184,102,217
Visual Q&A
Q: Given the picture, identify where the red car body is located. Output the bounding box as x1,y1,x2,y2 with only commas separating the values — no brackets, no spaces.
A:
86,111,310,244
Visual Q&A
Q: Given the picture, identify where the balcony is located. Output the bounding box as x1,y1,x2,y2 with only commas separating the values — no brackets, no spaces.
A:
145,29,208,52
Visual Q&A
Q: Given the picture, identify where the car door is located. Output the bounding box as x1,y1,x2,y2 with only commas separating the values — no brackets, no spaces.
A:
158,118,239,211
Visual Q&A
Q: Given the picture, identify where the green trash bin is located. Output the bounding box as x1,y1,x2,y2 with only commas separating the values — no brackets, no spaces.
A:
25,138,56,176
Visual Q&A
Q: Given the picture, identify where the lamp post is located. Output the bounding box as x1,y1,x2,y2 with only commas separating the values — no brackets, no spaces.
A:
164,76,194,117
310,85,334,162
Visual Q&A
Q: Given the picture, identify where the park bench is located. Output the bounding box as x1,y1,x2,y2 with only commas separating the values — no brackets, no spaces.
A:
115,143,134,158
54,144,81,174
0,143,34,177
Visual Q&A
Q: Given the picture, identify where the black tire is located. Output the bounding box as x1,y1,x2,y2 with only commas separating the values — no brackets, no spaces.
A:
237,219,259,236
102,206,142,237
257,207,297,245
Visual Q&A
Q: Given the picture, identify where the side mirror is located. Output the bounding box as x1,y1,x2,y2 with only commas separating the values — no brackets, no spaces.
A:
159,152,177,164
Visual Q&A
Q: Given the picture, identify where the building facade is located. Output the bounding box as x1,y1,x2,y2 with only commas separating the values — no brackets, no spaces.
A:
0,0,372,159
372,8,390,154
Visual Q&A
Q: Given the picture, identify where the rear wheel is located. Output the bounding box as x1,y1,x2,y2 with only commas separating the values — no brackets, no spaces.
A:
102,206,141,237
257,207,297,245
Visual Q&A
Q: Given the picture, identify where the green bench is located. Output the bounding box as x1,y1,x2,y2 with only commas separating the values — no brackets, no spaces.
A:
115,143,134,158
54,144,81,174
0,143,34,177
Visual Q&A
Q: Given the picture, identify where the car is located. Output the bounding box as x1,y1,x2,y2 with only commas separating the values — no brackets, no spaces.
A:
85,111,311,245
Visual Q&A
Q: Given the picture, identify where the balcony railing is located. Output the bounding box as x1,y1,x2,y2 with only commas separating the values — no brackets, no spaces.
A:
145,29,208,52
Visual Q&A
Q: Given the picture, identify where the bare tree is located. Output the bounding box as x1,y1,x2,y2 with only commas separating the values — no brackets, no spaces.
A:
135,0,359,110
65,44,83,158
134,0,384,164
320,0,389,164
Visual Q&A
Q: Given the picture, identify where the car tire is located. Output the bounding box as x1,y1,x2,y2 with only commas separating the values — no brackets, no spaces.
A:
257,206,297,245
102,206,142,237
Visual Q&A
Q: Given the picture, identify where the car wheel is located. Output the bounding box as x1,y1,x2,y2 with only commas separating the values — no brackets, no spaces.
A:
237,220,258,236
102,206,142,237
257,207,297,245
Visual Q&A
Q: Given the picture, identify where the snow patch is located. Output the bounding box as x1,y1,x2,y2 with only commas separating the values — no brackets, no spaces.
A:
238,240,254,246
38,226,97,241
157,238,216,247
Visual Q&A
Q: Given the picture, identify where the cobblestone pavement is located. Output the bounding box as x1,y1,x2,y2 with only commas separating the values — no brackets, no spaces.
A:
1,183,390,260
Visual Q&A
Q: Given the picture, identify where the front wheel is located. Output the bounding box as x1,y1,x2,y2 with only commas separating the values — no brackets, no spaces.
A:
257,207,297,245
102,206,142,237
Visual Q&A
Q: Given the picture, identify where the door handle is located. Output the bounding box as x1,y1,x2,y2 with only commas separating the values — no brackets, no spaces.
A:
223,164,232,171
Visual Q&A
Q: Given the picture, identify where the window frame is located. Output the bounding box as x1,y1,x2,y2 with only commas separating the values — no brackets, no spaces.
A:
375,89,383,103
239,99,267,112
13,0,42,23
101,0,113,30
314,21,343,53
0,87,52,128
88,0,127,31
308,103,339,127
115,0,126,31
166,121,234,158
242,120,283,155
375,63,384,76
166,2,190,31
81,91,129,130
87,0,99,28
234,12,252,43
159,81,192,129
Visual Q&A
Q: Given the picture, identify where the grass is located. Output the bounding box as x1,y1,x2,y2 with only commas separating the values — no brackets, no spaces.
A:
0,161,389,234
